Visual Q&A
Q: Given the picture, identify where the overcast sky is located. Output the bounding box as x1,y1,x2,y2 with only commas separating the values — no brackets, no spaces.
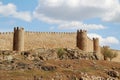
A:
0,0,120,50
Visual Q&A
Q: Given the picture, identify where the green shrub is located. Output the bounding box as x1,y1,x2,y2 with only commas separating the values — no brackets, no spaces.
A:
57,48,66,59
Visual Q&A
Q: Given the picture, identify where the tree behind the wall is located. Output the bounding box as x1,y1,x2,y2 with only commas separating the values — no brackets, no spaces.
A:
102,47,118,61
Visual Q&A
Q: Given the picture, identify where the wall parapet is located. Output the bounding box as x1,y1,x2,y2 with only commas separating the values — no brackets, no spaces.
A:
0,32,13,35
25,31,76,35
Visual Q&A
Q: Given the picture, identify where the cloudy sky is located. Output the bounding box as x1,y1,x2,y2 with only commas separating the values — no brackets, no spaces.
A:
0,0,120,50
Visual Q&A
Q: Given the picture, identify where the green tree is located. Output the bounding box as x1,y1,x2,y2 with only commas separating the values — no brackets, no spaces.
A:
108,52,118,61
102,47,118,61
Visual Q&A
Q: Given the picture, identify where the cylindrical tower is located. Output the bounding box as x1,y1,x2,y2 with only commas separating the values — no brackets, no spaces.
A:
13,27,24,51
93,38,100,53
93,38,102,60
76,30,87,51
13,27,18,51
17,27,24,51
76,30,80,48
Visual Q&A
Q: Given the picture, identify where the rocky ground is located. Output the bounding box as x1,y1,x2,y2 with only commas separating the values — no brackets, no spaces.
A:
0,48,120,80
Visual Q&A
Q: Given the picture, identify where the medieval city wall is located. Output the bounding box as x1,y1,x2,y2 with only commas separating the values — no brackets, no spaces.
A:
0,30,95,53
0,31,77,50
24,32,76,50
0,32,13,50
0,29,119,62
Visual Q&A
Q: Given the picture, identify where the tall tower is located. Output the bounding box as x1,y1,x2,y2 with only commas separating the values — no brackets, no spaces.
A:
93,38,102,59
77,30,87,51
93,38,100,53
13,27,24,51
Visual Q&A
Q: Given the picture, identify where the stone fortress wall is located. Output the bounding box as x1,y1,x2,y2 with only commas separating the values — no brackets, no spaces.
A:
0,27,120,61
0,27,99,53
0,32,13,50
24,31,76,50
0,29,77,51
0,27,102,59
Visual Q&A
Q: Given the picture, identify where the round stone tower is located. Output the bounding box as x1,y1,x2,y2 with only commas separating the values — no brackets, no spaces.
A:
76,30,87,51
76,30,80,48
13,27,18,51
93,38,100,53
93,38,102,59
13,27,24,51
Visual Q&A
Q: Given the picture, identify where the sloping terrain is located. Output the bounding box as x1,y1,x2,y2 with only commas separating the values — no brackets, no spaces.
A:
0,49,119,80
0,59,120,80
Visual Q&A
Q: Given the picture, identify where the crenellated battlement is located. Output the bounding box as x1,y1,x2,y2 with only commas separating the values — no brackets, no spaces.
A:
14,27,24,31
93,38,99,41
77,29,87,33
0,32,13,35
25,31,76,35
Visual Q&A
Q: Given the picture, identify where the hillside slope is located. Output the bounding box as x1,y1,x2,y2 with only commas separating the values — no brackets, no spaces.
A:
0,49,119,80
0,59,120,80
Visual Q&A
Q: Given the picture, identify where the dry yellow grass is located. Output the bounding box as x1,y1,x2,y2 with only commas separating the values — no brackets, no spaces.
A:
112,50,120,62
